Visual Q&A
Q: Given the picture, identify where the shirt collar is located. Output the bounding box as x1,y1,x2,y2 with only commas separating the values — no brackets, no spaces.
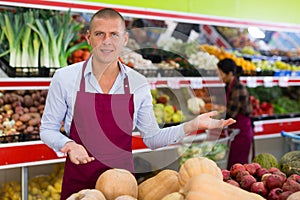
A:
83,55,128,79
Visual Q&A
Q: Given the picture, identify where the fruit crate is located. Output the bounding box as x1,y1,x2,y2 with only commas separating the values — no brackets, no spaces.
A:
178,128,240,169
281,131,300,151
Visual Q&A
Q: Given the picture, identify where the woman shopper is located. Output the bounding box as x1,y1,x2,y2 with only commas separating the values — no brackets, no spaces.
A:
217,58,254,169
40,8,235,199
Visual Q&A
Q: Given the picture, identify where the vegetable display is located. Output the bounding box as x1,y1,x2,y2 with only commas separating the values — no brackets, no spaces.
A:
0,8,86,68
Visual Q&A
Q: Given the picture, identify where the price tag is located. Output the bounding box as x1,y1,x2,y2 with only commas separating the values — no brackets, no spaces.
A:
278,76,289,87
148,78,157,89
190,78,203,89
246,77,257,88
167,78,180,89
263,76,274,87
253,121,263,132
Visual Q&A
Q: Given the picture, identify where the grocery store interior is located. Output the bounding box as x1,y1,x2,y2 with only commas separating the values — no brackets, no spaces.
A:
1,0,300,199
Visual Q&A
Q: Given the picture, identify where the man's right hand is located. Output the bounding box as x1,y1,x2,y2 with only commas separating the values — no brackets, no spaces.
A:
60,141,95,165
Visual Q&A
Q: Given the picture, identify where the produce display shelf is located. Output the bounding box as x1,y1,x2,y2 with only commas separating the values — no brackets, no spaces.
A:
0,77,225,90
1,117,299,169
0,134,152,168
0,76,300,91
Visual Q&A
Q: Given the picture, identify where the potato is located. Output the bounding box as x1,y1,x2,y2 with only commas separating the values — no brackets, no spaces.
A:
23,95,33,107
14,120,23,127
12,113,20,121
25,126,34,134
29,107,38,113
28,118,40,126
19,113,31,122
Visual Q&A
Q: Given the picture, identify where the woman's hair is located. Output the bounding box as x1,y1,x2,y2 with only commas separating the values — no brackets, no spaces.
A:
89,8,126,31
217,58,243,77
131,19,146,28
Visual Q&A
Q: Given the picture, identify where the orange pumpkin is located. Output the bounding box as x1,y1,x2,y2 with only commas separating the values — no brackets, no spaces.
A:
178,157,223,188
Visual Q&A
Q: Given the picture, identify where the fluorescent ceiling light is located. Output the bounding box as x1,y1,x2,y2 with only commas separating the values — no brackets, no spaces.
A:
248,27,265,39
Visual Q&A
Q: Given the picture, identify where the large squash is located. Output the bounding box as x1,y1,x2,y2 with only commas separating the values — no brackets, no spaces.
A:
138,169,180,200
66,189,106,200
95,168,138,200
178,157,222,187
181,173,265,200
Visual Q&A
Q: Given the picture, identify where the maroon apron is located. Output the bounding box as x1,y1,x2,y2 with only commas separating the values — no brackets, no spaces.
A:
226,78,254,169
60,60,135,200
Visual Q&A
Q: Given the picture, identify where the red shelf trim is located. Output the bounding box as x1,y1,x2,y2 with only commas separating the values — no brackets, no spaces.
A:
254,120,300,135
0,143,58,166
0,137,148,166
3,0,300,31
0,81,50,87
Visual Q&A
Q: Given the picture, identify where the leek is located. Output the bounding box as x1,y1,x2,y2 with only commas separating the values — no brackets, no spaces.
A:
0,24,9,58
27,19,50,67
0,11,23,67
27,32,41,67
21,11,34,67
45,16,62,68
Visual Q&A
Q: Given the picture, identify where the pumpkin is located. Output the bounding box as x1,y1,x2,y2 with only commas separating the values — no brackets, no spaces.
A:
181,173,265,200
138,169,180,200
114,195,137,200
178,157,222,187
95,168,138,200
66,189,106,200
287,191,300,200
161,192,184,200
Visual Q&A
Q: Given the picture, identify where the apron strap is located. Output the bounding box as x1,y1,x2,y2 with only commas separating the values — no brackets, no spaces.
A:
123,76,130,94
80,60,89,92
80,59,130,94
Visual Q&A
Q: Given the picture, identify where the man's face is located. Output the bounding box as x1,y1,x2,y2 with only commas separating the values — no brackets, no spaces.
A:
86,17,128,65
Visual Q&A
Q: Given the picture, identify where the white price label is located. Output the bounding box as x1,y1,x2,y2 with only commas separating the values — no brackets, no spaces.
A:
254,121,263,132
167,78,180,89
278,77,289,87
246,77,257,88
190,78,203,89
148,78,157,89
263,77,274,87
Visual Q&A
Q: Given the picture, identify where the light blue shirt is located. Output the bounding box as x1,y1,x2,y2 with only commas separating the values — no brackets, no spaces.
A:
40,57,185,152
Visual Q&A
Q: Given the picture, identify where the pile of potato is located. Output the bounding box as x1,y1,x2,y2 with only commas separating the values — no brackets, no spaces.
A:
0,90,47,142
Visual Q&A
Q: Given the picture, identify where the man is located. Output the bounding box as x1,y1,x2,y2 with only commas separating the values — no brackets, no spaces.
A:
40,8,235,199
